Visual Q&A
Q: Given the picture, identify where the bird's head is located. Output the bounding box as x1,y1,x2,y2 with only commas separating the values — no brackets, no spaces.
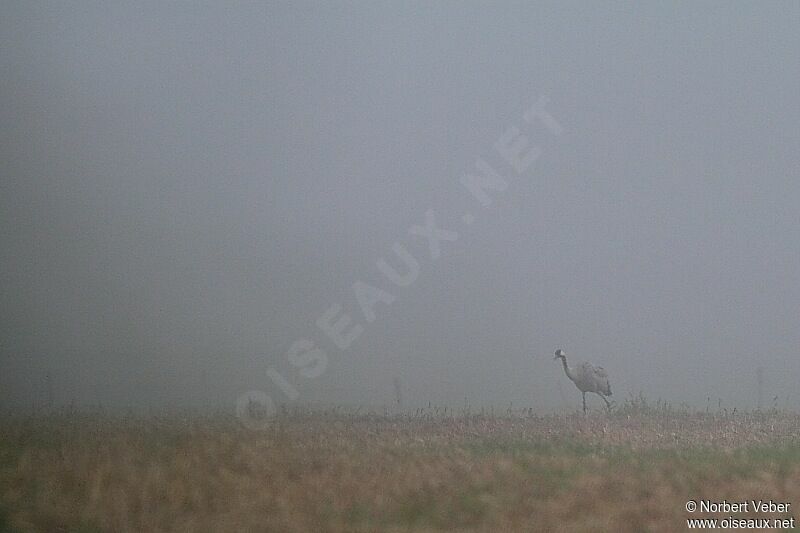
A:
554,349,566,360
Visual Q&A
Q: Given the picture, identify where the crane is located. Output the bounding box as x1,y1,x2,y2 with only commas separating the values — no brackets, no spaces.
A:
554,349,612,413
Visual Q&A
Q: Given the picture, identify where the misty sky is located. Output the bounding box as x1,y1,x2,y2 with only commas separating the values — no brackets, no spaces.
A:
2,2,799,413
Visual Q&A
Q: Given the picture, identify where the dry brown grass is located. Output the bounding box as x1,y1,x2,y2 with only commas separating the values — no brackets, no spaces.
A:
2,406,800,532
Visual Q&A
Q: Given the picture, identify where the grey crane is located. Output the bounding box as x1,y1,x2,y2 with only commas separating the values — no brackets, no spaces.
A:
554,349,612,413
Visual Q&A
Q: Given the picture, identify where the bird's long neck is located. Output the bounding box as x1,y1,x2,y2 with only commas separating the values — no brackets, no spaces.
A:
559,356,576,381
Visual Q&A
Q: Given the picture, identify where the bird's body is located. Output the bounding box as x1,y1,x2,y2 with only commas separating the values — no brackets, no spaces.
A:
554,349,612,413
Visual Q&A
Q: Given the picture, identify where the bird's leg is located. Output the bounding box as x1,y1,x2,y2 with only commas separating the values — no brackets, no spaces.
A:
599,394,612,410
582,392,587,414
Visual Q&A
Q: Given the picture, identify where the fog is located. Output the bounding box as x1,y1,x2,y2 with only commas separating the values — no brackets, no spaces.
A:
2,3,798,415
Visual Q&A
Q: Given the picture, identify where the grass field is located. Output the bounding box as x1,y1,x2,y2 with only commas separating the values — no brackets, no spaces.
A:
2,401,800,532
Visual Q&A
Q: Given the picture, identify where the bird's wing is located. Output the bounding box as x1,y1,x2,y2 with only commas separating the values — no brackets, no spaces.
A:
592,365,612,395
575,362,597,384
577,361,600,376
